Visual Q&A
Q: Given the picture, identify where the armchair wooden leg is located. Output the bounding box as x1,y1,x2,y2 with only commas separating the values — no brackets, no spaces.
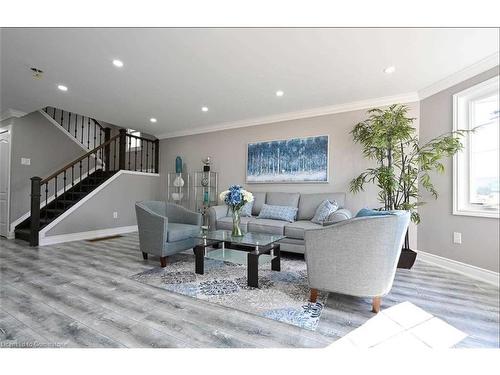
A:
309,288,318,303
142,252,148,260
160,256,167,268
372,297,381,313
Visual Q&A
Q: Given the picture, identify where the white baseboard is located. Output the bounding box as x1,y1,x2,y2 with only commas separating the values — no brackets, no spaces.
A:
417,250,499,287
39,225,137,246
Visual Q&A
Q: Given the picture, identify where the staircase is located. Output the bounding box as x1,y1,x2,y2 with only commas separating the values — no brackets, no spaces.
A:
14,110,160,246
14,170,116,242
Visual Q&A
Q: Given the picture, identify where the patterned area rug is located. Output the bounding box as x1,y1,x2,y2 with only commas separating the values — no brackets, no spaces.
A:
130,251,328,330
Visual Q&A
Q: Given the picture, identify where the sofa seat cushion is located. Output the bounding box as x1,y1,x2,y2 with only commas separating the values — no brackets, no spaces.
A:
167,223,200,242
247,218,288,235
216,216,255,231
284,220,322,240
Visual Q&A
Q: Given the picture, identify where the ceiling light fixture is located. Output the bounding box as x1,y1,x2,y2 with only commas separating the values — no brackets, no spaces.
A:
150,118,157,123
113,59,124,68
201,106,209,112
384,66,396,74
275,90,284,97
57,84,68,92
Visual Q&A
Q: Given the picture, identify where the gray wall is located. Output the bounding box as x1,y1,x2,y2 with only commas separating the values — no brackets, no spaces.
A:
419,66,499,272
160,102,420,249
45,172,160,236
5,111,89,225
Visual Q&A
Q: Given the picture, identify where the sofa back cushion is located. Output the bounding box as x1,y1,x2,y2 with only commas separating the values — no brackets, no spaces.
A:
251,192,267,216
266,192,300,209
297,192,346,220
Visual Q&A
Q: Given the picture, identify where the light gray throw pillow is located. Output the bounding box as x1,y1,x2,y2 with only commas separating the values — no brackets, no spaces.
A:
311,199,338,224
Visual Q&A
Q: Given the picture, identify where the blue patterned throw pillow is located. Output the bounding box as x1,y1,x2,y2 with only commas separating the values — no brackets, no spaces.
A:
257,204,298,223
240,201,254,217
311,199,338,224
355,208,394,217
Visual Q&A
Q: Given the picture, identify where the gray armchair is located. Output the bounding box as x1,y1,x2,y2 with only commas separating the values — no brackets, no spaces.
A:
135,201,202,267
305,211,410,313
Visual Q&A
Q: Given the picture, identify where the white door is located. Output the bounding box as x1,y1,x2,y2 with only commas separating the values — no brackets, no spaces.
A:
0,129,11,237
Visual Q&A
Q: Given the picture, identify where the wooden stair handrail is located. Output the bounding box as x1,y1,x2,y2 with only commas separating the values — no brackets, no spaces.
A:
41,133,119,184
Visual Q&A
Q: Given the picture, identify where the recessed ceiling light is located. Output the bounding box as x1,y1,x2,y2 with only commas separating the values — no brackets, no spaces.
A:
57,84,68,92
150,118,157,123
275,90,284,97
201,106,209,112
384,66,396,74
113,59,124,68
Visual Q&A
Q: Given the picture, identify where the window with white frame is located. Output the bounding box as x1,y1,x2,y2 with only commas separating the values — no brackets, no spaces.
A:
453,76,499,218
127,129,141,150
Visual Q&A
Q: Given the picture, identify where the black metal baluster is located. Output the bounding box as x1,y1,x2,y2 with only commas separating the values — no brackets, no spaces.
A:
45,183,48,221
128,135,131,170
93,122,96,150
68,112,72,136
81,116,84,144
75,114,78,138
79,161,83,192
140,141,143,172
146,141,149,172
99,128,102,146
151,142,154,172
71,165,74,187
134,140,137,171
61,110,64,131
54,176,58,219
87,118,91,149
113,138,117,171
53,107,56,119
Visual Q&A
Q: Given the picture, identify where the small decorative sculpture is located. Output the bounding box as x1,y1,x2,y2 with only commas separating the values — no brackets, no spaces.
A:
202,156,211,172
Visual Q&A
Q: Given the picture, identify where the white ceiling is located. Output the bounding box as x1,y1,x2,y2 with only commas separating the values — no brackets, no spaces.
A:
1,28,498,138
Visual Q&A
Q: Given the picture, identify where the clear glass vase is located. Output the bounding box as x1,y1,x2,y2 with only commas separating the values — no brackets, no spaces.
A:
232,208,243,237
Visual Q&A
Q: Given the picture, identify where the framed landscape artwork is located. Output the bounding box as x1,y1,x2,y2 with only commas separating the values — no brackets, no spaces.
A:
246,135,329,183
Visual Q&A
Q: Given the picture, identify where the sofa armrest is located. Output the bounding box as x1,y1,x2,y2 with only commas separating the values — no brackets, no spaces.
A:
208,205,229,230
166,203,202,226
135,203,169,255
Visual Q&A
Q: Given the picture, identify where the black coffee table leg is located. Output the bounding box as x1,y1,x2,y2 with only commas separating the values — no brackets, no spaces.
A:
247,252,259,288
194,245,205,275
271,244,281,272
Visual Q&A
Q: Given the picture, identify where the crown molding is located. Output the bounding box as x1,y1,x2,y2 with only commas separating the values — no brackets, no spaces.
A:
157,92,419,139
0,108,27,121
418,52,500,100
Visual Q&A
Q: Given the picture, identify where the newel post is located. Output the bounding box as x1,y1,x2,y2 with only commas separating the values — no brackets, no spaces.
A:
154,139,159,173
30,177,41,246
104,127,111,171
118,128,127,170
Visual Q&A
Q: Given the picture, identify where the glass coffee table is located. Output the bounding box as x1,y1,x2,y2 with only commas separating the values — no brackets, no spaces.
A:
193,230,284,288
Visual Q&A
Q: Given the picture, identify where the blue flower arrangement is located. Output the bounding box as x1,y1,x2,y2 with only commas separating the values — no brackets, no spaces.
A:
219,185,254,236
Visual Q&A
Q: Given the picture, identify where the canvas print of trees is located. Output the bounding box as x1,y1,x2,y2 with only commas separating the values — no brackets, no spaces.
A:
246,135,329,183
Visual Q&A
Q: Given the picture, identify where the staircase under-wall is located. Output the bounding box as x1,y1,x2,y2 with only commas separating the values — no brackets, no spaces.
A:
15,169,116,242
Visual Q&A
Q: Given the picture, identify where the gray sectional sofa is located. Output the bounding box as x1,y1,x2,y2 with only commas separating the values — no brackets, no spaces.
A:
208,192,352,254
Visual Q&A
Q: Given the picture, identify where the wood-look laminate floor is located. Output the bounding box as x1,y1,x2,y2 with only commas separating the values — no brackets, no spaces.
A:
0,233,498,348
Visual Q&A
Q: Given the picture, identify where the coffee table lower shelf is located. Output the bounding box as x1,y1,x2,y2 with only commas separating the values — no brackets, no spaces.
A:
193,240,281,288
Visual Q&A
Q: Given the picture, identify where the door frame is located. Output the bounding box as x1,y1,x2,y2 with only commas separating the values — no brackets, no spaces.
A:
0,125,12,238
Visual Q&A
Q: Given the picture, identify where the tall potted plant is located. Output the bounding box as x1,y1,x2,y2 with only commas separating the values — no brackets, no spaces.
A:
349,104,466,268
